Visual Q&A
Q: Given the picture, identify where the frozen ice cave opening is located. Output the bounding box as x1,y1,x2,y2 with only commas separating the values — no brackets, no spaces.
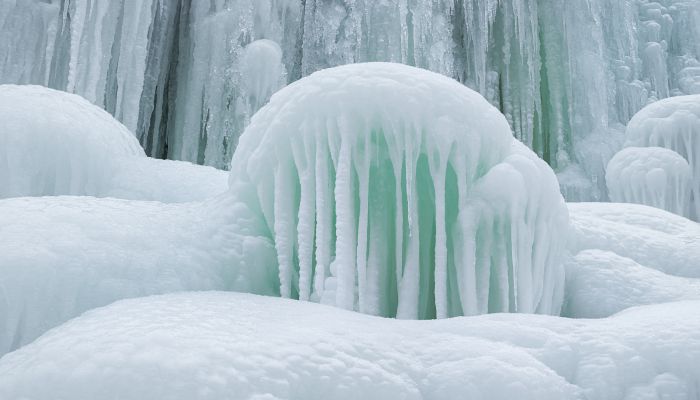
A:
229,63,569,320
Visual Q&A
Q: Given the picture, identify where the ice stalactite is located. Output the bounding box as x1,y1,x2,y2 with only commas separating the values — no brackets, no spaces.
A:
229,63,569,319
621,94,700,220
606,147,692,218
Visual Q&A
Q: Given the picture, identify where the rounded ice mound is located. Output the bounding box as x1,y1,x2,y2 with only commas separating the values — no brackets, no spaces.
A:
625,94,700,220
230,62,569,319
0,85,144,198
606,147,692,217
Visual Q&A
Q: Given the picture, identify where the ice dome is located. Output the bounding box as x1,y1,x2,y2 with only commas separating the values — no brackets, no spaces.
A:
229,63,569,319
0,84,228,202
606,147,692,218
0,84,144,198
625,95,700,220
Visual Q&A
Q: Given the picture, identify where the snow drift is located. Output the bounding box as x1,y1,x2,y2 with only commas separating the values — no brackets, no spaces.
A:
230,63,569,319
1,292,699,400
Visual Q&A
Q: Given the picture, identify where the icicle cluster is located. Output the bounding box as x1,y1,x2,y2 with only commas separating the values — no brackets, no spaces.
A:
2,0,699,197
606,147,692,217
623,94,700,220
230,63,568,319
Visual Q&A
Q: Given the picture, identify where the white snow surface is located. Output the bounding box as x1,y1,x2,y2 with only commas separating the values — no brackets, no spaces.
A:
564,249,700,318
0,195,277,356
1,292,700,400
625,94,700,220
0,85,228,202
567,202,700,279
230,62,569,318
606,146,692,217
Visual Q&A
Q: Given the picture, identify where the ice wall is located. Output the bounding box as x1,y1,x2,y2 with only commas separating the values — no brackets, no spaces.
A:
1,0,699,195
229,63,569,319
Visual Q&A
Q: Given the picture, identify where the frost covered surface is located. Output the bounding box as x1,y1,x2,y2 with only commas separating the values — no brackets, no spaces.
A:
0,85,228,202
567,202,700,278
0,195,276,356
606,146,692,217
1,292,700,400
564,249,700,318
624,94,700,220
230,63,569,319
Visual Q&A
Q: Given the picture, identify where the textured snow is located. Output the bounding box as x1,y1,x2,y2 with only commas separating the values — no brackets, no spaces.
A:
624,94,700,220
0,194,276,356
1,292,700,400
606,146,692,217
0,85,228,202
564,249,700,318
230,63,569,318
567,202,700,278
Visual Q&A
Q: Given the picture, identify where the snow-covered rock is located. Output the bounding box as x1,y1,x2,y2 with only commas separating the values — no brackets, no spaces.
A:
1,292,699,400
606,146,692,217
563,249,700,318
567,202,700,278
230,62,569,318
0,85,228,202
625,94,700,220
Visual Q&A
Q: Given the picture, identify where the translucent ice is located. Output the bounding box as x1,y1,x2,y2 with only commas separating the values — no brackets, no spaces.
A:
229,63,569,319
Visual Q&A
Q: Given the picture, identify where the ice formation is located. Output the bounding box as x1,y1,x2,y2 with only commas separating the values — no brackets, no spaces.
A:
564,249,700,318
606,146,692,217
0,85,227,202
0,194,276,356
2,0,700,197
230,63,569,319
567,202,700,278
2,292,700,400
624,94,700,220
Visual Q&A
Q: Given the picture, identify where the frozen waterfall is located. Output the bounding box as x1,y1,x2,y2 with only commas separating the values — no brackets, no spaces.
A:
1,0,699,199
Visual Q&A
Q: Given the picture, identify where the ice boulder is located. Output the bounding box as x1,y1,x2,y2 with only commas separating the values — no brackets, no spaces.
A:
0,85,228,202
229,62,569,319
606,146,692,217
625,94,700,220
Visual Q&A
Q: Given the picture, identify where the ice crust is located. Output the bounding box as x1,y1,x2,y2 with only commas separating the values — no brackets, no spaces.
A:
0,85,228,202
1,292,700,400
230,63,569,319
606,146,692,217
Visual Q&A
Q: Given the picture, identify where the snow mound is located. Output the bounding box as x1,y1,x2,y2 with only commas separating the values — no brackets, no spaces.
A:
564,249,700,318
2,292,700,400
230,62,569,319
0,195,276,356
625,94,700,220
606,147,692,217
567,202,700,278
0,84,143,197
0,85,228,202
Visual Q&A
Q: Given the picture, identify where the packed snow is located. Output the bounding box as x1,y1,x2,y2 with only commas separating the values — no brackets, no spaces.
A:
0,194,277,356
1,292,700,400
0,85,228,202
564,249,700,318
624,94,700,220
606,146,692,217
230,63,569,319
567,202,700,278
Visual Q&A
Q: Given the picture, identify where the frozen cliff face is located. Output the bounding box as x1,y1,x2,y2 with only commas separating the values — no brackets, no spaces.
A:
229,63,569,319
624,94,700,220
606,146,692,217
2,0,699,195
